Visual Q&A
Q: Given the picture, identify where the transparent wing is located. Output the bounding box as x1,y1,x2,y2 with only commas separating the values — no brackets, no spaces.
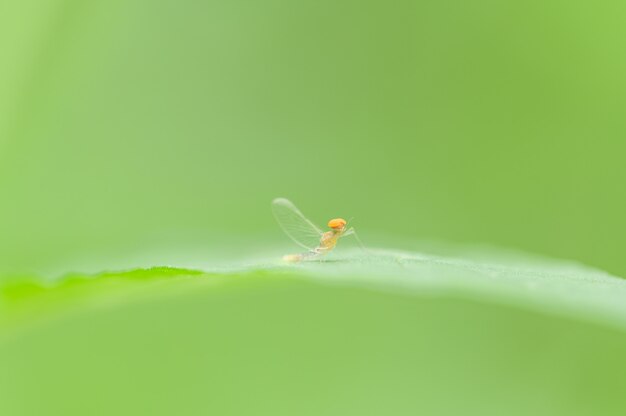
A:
271,198,323,251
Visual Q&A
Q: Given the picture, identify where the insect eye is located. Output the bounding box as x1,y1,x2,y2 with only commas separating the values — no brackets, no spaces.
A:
328,218,346,229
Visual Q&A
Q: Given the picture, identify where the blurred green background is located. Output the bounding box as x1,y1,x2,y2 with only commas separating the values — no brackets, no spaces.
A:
3,2,626,415
1,0,625,275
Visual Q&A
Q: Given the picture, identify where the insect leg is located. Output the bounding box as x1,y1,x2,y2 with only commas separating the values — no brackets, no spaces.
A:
344,227,368,253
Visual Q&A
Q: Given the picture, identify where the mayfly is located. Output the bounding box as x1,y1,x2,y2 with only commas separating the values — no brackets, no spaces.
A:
272,197,364,262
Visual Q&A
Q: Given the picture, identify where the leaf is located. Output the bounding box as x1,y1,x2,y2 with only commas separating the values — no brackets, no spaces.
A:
1,247,626,416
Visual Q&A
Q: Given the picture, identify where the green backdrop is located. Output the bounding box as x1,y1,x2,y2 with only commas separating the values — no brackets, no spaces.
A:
3,2,626,415
1,0,625,275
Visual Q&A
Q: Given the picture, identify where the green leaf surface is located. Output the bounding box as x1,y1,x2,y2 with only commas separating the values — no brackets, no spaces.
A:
1,248,626,415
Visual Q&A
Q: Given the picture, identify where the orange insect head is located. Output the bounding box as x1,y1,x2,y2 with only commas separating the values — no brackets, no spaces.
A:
328,218,347,229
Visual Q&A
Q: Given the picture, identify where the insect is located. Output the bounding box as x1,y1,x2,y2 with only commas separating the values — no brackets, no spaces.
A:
271,197,364,262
